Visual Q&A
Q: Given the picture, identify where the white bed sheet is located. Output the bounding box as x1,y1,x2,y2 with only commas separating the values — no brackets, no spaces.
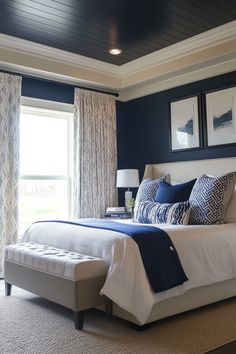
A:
22,220,236,324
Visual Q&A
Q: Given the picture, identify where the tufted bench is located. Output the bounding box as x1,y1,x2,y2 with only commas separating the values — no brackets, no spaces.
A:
4,243,109,330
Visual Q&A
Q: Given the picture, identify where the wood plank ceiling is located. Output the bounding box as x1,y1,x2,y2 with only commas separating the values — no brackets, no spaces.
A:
0,0,235,66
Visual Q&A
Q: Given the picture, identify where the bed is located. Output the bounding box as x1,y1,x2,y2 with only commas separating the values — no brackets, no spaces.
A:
8,156,236,327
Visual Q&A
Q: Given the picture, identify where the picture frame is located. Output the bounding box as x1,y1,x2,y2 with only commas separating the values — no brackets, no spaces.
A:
169,95,201,152
205,86,236,147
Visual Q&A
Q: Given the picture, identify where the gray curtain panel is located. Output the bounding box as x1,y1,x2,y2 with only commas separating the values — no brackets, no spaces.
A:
0,73,22,278
73,89,118,218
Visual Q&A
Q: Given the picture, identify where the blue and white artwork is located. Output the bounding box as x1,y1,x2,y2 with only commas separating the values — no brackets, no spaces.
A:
206,87,236,146
170,96,200,151
213,109,232,130
177,118,194,135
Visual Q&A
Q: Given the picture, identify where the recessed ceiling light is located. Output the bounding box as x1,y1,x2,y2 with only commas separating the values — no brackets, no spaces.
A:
109,48,122,55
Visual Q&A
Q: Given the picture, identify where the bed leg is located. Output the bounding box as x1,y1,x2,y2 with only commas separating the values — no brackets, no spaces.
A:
73,311,84,330
130,322,152,331
5,282,12,296
103,296,113,316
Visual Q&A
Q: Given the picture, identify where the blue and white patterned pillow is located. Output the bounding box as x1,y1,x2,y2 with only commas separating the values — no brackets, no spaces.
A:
135,175,170,203
189,172,236,225
134,200,191,225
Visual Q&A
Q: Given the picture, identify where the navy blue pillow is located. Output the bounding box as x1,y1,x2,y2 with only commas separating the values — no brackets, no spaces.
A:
155,179,196,203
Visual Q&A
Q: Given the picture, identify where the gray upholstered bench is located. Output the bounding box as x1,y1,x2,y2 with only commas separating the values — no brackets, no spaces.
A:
4,243,109,330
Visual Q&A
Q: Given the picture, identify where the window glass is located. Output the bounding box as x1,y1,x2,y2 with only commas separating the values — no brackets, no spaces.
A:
19,179,68,234
19,106,72,236
20,112,68,176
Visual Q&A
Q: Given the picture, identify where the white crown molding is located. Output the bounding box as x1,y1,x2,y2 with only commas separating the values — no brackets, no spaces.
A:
0,59,119,92
119,20,236,76
0,20,235,101
0,33,118,76
0,46,121,90
119,56,236,101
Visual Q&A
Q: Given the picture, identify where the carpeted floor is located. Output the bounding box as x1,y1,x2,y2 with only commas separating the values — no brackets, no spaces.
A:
1,281,236,354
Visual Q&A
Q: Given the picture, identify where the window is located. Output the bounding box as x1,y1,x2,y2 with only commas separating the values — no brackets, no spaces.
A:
19,102,73,235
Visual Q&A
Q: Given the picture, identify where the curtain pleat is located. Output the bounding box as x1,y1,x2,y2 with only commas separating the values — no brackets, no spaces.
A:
73,89,118,218
0,73,22,277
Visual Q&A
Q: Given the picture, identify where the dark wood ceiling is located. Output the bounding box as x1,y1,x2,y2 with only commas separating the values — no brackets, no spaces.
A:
0,0,235,66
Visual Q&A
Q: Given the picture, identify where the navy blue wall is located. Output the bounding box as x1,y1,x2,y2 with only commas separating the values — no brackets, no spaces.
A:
0,71,75,103
22,76,75,104
116,71,236,178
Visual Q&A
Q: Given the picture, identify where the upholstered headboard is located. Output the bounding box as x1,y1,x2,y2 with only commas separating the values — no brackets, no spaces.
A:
143,157,236,182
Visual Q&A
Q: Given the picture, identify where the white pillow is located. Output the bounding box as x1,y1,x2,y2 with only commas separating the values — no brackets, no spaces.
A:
225,187,236,223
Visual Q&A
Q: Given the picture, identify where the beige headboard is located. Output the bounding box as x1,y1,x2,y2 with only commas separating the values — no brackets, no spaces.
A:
143,157,236,182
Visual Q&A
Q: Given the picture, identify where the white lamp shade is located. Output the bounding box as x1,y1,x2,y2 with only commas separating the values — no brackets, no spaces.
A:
116,169,140,188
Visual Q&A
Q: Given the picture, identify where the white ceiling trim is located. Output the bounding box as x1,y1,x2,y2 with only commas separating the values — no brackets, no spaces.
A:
0,59,119,91
0,33,118,76
0,20,235,101
119,56,236,101
119,20,236,76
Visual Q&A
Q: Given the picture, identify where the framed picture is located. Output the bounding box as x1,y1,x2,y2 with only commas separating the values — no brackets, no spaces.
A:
205,86,236,147
170,95,201,151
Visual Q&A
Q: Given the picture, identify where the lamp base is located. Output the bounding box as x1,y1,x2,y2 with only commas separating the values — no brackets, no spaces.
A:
125,190,133,212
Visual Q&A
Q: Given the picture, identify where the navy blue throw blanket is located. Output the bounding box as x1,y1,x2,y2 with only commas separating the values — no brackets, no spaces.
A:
34,219,188,293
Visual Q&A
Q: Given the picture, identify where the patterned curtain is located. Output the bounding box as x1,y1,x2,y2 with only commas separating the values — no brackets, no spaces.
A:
0,73,22,278
73,89,118,218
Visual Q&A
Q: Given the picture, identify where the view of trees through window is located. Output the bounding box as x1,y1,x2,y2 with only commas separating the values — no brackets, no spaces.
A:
19,105,73,235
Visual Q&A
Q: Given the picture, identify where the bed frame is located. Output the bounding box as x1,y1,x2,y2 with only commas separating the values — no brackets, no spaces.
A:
5,157,236,329
113,156,236,326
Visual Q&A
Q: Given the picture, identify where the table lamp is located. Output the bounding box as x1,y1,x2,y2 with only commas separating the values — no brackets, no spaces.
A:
116,169,140,211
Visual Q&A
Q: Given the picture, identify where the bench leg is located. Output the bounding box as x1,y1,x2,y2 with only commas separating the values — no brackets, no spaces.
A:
130,322,152,331
5,282,12,296
73,311,84,330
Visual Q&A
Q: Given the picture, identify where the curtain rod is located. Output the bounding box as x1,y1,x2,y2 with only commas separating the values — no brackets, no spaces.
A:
0,70,119,97
76,85,119,97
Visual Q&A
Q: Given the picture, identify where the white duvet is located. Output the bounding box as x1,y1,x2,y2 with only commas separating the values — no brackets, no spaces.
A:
22,220,236,324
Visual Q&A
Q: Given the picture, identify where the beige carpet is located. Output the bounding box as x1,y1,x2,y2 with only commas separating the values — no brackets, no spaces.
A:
1,281,236,354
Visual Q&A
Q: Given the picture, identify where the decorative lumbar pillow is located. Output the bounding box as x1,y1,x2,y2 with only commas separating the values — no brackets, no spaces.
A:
155,179,196,203
134,200,191,225
135,175,170,203
189,172,236,225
